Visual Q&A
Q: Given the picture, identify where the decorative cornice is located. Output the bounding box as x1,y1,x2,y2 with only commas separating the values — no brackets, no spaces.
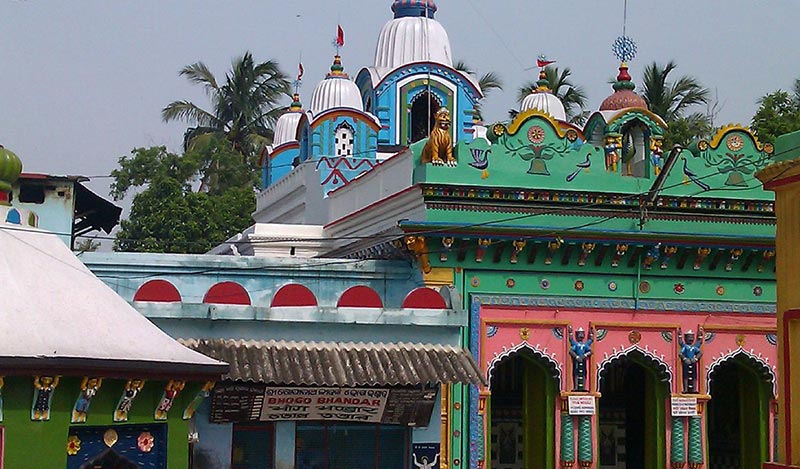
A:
472,294,776,315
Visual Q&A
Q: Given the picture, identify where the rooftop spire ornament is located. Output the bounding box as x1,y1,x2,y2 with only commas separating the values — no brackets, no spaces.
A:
611,0,637,65
535,54,555,92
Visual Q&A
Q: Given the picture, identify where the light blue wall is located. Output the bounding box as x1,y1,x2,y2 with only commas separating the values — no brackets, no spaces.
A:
309,115,378,160
193,400,233,468
12,179,75,245
265,145,301,189
81,252,465,467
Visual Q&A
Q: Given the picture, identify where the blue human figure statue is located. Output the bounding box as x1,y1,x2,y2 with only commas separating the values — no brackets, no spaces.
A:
678,327,704,394
568,325,594,392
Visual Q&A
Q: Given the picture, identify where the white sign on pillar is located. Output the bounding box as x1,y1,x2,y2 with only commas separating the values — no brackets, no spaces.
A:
671,397,699,417
568,396,596,416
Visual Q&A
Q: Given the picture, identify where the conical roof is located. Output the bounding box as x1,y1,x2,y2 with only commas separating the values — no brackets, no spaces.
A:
0,147,226,377
309,56,364,117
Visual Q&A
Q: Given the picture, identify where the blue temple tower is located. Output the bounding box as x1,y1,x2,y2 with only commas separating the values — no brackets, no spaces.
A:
356,0,483,152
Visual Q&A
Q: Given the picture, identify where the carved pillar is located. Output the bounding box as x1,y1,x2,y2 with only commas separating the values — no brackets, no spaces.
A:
560,412,575,468
670,417,686,468
577,415,593,468
440,385,450,469
687,416,704,469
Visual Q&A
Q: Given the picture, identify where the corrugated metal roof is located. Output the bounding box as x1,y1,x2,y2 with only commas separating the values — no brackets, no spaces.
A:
181,339,485,387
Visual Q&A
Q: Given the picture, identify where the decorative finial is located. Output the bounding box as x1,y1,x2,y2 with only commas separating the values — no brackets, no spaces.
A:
0,145,22,206
536,55,556,92
327,55,348,79
612,36,638,64
289,93,303,112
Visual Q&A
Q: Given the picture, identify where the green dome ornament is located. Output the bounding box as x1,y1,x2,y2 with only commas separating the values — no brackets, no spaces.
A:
0,145,23,202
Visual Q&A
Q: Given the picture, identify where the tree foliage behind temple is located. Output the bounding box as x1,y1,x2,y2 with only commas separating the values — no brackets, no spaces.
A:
111,141,255,254
751,79,800,144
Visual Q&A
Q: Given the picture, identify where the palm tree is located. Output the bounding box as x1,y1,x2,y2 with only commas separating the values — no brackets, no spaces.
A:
454,60,503,120
640,61,710,123
162,52,291,156
516,66,588,124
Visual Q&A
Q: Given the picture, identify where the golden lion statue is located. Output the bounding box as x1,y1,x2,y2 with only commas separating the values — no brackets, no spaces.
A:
421,108,456,166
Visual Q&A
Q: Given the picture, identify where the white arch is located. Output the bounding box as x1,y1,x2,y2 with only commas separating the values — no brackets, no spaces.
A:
596,344,673,390
705,347,777,397
486,342,562,390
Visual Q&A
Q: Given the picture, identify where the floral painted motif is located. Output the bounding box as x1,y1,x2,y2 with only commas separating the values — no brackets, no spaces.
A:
506,279,516,289
726,134,744,152
639,281,651,294
66,435,81,455
137,432,155,453
674,283,686,295
540,279,551,290
574,280,585,292
716,286,725,296
527,126,546,144
754,286,764,297
471,277,480,288
608,281,618,292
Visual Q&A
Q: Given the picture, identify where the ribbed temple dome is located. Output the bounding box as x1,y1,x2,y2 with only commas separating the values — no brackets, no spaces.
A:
520,71,567,121
273,94,304,147
308,56,364,117
600,63,648,111
391,0,437,18
374,10,452,70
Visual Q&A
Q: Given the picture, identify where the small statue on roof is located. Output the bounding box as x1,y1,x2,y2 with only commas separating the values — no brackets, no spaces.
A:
420,108,456,167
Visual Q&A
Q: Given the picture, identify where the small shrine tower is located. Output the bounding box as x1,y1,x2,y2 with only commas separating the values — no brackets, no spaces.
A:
758,129,800,468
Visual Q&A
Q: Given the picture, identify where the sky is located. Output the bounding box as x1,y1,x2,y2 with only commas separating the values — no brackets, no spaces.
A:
1,0,798,205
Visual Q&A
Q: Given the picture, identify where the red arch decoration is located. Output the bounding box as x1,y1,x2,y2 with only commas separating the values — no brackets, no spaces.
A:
203,282,251,306
133,280,181,303
272,284,318,307
402,287,447,309
337,286,383,308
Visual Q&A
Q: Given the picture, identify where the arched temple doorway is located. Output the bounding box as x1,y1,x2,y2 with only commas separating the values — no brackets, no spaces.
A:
707,354,775,469
598,352,668,469
409,91,441,144
489,350,558,469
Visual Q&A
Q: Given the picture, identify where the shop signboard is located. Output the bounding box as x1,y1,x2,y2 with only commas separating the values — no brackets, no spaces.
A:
210,384,438,426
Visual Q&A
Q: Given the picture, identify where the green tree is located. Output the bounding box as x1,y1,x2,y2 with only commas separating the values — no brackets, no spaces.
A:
640,61,711,147
515,66,588,124
110,141,255,254
751,79,800,143
454,60,503,121
162,52,291,157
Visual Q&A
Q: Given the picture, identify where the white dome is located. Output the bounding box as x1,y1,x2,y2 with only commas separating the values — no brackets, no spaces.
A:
521,92,567,122
309,56,364,117
374,17,453,70
273,111,302,147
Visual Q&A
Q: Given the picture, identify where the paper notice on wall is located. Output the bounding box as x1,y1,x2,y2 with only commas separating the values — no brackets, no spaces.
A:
671,397,698,417
260,387,389,423
568,395,596,415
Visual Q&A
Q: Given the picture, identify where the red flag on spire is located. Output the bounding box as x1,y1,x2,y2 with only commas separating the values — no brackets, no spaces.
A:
336,25,345,47
537,57,556,68
297,63,304,81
